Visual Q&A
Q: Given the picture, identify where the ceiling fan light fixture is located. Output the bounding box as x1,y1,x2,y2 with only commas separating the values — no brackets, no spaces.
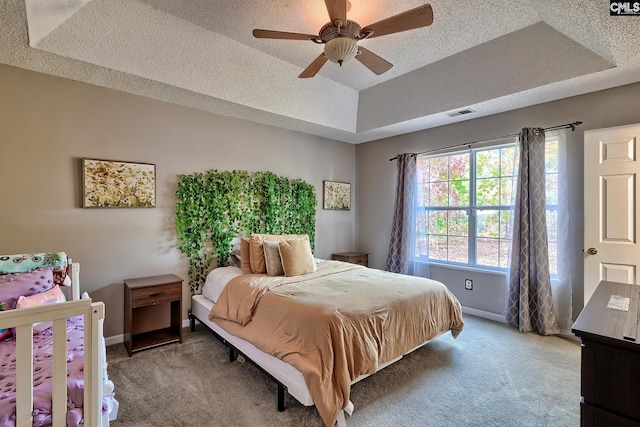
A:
324,37,358,66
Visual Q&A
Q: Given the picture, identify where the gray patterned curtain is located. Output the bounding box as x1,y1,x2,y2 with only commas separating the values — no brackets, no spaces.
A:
506,128,559,335
386,153,417,274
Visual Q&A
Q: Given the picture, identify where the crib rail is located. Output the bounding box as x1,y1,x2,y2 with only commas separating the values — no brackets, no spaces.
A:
0,299,105,427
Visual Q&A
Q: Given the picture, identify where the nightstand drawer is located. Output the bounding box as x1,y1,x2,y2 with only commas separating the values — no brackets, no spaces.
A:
349,256,368,266
132,282,181,307
332,252,369,267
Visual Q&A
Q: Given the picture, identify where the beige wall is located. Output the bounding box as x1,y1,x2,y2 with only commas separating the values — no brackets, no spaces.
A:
0,64,356,338
356,82,640,322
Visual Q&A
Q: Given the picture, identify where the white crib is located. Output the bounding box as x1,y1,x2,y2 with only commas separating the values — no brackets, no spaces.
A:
0,261,116,426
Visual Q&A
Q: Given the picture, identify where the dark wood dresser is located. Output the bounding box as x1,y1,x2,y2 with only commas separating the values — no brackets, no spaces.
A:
331,252,368,267
572,280,640,426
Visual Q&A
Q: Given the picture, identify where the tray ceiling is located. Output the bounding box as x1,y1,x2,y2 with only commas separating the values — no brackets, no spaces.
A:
2,0,639,143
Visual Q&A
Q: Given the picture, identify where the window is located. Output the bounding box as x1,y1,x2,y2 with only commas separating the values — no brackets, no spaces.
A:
415,139,559,274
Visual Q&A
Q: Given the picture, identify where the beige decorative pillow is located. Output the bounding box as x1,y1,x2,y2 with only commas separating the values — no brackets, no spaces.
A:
240,237,252,274
249,234,309,274
263,241,284,276
278,238,316,277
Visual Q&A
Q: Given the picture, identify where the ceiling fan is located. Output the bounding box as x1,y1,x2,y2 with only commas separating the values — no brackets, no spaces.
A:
253,1,433,78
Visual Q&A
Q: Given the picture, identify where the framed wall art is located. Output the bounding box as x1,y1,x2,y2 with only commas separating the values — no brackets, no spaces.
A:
82,158,156,208
323,180,351,210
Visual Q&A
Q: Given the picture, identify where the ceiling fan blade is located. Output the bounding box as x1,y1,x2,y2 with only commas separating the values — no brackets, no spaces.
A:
253,29,317,41
361,4,433,39
299,54,328,78
324,0,347,25
355,47,393,75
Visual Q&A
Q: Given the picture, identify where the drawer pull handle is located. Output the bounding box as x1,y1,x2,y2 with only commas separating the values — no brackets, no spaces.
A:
149,292,165,298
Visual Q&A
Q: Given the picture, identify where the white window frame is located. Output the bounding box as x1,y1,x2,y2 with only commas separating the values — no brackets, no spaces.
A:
415,138,559,275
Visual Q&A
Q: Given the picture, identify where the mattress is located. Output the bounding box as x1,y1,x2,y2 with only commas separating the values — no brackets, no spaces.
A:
0,316,114,427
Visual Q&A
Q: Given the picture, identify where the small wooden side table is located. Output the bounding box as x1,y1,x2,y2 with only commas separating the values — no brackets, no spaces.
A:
331,252,369,267
124,274,183,356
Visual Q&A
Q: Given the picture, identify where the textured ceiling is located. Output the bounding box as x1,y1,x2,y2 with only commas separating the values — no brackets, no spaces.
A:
1,0,639,143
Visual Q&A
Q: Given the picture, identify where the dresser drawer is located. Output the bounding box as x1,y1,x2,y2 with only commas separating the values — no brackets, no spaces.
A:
132,282,181,307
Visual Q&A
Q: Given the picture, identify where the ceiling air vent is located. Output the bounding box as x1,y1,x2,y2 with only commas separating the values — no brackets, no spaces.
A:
447,108,475,117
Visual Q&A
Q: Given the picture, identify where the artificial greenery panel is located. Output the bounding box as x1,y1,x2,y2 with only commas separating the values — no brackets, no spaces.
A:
175,170,316,293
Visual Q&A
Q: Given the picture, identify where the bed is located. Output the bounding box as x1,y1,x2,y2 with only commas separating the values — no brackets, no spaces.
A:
190,237,463,427
0,252,117,426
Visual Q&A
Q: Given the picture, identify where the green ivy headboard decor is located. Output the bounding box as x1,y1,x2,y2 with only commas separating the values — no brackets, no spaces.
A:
175,170,316,293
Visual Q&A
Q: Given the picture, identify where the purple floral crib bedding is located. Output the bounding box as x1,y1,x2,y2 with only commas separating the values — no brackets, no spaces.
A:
0,316,111,427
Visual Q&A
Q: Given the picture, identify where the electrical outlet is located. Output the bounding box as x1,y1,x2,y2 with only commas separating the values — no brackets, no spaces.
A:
465,279,473,290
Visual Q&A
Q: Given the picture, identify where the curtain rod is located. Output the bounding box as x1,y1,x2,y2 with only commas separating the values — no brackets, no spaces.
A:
388,121,583,161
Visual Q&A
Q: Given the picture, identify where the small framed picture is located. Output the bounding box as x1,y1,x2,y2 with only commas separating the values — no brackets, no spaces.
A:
323,180,351,210
82,158,156,208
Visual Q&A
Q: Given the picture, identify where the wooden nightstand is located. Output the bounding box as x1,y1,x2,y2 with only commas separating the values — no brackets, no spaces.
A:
124,274,183,356
331,252,369,267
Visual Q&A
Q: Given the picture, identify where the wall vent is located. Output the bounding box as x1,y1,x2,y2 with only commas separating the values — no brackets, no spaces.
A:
447,108,475,117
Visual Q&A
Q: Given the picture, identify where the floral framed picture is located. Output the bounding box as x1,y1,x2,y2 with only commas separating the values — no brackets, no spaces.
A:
82,158,156,208
323,180,351,210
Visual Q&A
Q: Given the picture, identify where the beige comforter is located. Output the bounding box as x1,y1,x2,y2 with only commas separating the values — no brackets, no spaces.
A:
209,261,464,427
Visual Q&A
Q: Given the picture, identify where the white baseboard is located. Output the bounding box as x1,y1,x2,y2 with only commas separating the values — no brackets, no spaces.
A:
558,328,579,341
462,307,578,340
461,306,507,323
105,334,124,346
105,318,199,346
183,318,197,328
106,311,573,346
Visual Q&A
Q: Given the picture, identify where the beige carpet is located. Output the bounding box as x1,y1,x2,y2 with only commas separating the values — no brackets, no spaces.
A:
106,315,580,426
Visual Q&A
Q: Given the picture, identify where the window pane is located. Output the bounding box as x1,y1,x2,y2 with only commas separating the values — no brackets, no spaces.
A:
430,156,448,181
418,183,428,207
450,180,470,206
546,210,558,242
501,146,519,176
449,210,469,236
477,209,500,238
449,154,470,180
546,173,558,205
416,235,428,258
418,158,429,183
499,210,513,239
428,210,447,235
477,238,499,267
476,150,500,178
416,209,427,234
500,177,517,205
429,182,449,206
499,240,511,269
429,235,447,261
448,237,468,263
476,178,500,206
546,140,558,173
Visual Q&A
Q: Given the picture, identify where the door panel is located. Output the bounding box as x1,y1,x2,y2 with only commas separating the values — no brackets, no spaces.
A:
600,263,635,284
584,124,640,305
601,174,635,243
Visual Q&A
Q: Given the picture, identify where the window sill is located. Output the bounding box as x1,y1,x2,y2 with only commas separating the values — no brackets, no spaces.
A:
416,260,508,276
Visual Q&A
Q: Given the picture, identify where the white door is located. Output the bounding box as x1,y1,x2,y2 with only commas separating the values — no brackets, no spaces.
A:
584,123,640,305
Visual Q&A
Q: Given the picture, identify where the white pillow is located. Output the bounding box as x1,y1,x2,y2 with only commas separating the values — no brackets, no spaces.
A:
263,240,284,276
202,266,243,303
